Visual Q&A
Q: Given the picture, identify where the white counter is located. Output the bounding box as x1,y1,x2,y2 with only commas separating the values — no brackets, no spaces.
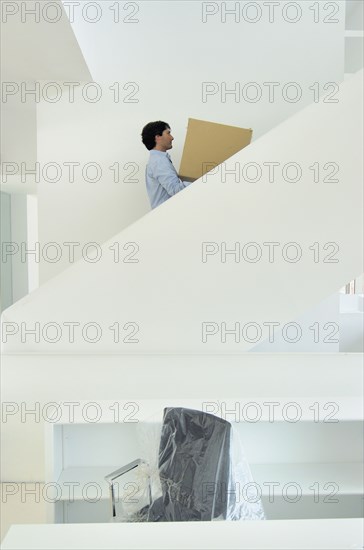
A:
1,519,363,550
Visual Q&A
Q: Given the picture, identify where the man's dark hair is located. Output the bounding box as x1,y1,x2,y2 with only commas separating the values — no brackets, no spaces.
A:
141,121,170,150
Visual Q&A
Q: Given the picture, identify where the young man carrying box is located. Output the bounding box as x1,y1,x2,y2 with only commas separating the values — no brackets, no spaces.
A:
141,121,190,209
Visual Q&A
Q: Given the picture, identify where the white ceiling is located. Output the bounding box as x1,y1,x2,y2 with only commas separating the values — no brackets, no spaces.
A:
0,0,92,81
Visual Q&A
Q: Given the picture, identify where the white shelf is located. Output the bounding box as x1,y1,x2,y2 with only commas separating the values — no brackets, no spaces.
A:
55,462,363,502
251,462,363,496
45,397,364,424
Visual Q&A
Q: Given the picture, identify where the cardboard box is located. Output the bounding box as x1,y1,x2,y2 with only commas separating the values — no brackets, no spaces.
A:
179,118,252,181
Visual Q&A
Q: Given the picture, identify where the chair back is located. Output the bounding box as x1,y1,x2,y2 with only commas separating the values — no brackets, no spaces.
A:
157,407,232,520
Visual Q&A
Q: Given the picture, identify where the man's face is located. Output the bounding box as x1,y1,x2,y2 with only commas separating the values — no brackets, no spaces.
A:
155,128,174,151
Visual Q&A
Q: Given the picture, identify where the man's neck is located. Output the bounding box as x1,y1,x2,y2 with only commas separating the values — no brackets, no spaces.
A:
153,146,167,152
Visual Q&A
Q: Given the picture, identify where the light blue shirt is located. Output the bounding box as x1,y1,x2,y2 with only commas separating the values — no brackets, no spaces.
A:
145,150,189,209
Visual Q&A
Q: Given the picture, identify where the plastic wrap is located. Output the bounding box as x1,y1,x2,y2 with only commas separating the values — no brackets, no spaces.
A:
110,407,265,522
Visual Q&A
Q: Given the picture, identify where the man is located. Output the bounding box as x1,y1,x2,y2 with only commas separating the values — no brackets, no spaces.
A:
141,121,190,209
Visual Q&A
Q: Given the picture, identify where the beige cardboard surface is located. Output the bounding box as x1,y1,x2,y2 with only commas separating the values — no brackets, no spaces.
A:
179,118,252,180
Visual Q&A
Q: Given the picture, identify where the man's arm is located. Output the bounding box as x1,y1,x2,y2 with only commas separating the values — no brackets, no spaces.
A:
153,156,188,197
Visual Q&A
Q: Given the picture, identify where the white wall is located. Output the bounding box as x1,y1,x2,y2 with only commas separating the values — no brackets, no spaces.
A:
2,70,362,353
0,0,92,303
251,293,340,352
36,94,150,283
0,99,37,169
35,0,346,282
26,195,39,292
0,193,13,310
346,0,364,30
340,293,364,351
10,196,29,302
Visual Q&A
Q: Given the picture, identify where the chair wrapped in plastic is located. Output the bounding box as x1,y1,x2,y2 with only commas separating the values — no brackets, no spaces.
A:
105,407,265,522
